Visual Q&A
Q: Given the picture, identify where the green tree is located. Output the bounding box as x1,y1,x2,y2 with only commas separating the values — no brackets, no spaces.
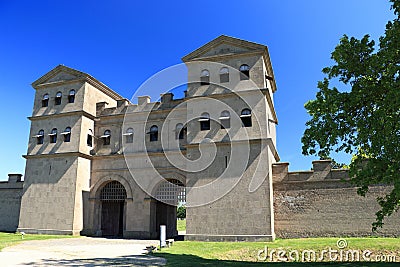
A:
302,0,400,230
177,205,186,219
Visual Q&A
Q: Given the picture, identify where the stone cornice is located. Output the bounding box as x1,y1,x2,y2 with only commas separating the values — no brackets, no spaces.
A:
186,138,280,161
28,110,96,121
23,152,92,160
95,88,278,124
98,106,187,121
92,166,183,173
92,149,187,159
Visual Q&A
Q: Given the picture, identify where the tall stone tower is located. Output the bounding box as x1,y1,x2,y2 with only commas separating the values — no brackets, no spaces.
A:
18,65,121,235
182,36,279,241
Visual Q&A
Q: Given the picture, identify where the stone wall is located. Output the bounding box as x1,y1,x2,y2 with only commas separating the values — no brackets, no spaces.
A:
18,156,84,235
0,174,23,232
272,160,400,238
186,141,276,242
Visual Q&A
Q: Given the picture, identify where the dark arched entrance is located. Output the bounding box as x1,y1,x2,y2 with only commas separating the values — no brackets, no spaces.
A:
100,181,127,237
152,179,185,239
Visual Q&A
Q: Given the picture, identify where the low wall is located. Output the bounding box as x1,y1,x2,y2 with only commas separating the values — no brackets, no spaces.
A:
0,174,23,232
272,160,400,238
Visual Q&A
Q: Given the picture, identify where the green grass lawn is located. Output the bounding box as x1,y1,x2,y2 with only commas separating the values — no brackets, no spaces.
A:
0,232,75,251
177,219,186,231
156,237,400,266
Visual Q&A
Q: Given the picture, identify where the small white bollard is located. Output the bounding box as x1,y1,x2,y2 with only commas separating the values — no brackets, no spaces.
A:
160,225,166,248
20,232,25,239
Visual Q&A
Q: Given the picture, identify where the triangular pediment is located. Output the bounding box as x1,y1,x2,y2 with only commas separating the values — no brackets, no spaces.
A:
31,64,124,100
32,65,87,87
201,43,254,57
47,71,79,83
182,35,267,62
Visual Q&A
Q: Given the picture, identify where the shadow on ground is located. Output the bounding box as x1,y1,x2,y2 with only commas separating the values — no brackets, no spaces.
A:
21,255,166,266
155,252,399,267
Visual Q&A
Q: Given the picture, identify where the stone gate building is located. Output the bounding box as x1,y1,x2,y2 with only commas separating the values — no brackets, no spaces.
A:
0,36,399,241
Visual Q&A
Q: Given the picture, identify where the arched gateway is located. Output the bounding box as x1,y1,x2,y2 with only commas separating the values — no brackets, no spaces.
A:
151,179,185,238
100,181,127,237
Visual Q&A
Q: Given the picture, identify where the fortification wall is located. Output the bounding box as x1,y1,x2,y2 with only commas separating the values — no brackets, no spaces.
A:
272,160,400,238
0,174,23,232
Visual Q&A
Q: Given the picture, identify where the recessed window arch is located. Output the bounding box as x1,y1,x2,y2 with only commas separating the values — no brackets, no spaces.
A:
239,64,250,80
240,108,252,127
62,127,71,142
175,123,186,140
149,125,158,142
102,129,111,145
200,69,210,85
55,91,62,105
219,67,229,83
36,129,44,145
124,127,134,143
42,94,49,107
199,112,210,131
87,129,93,147
49,128,57,143
155,178,186,205
219,110,231,129
68,89,75,103
100,181,127,201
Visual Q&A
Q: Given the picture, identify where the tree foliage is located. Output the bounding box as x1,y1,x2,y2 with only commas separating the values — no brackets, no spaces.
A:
302,0,400,230
177,205,186,219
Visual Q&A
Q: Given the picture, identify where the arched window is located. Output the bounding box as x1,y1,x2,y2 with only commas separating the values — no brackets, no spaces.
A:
175,123,186,140
87,129,93,147
240,108,252,127
219,67,229,83
239,64,250,80
200,69,210,85
36,129,44,145
102,130,111,145
68,90,75,103
42,94,49,107
49,128,57,143
55,91,62,105
62,127,71,142
219,110,230,129
124,128,134,143
199,112,210,131
149,125,158,142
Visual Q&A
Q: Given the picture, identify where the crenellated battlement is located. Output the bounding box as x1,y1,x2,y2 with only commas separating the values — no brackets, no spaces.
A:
0,174,23,189
96,93,187,118
273,160,349,183
272,160,400,238
0,174,23,232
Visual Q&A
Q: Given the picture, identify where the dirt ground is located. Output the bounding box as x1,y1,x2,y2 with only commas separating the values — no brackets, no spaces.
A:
0,237,165,266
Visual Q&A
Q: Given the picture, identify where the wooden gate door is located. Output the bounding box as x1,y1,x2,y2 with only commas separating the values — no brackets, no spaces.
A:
100,181,127,237
101,201,122,237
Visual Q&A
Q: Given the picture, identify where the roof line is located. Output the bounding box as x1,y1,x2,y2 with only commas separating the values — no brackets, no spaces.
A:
32,65,124,100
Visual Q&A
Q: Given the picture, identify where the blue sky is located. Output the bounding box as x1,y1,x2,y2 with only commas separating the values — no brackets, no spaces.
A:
0,0,395,180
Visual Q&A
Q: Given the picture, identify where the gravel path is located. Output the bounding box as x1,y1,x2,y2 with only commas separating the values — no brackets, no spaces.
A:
0,237,165,266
